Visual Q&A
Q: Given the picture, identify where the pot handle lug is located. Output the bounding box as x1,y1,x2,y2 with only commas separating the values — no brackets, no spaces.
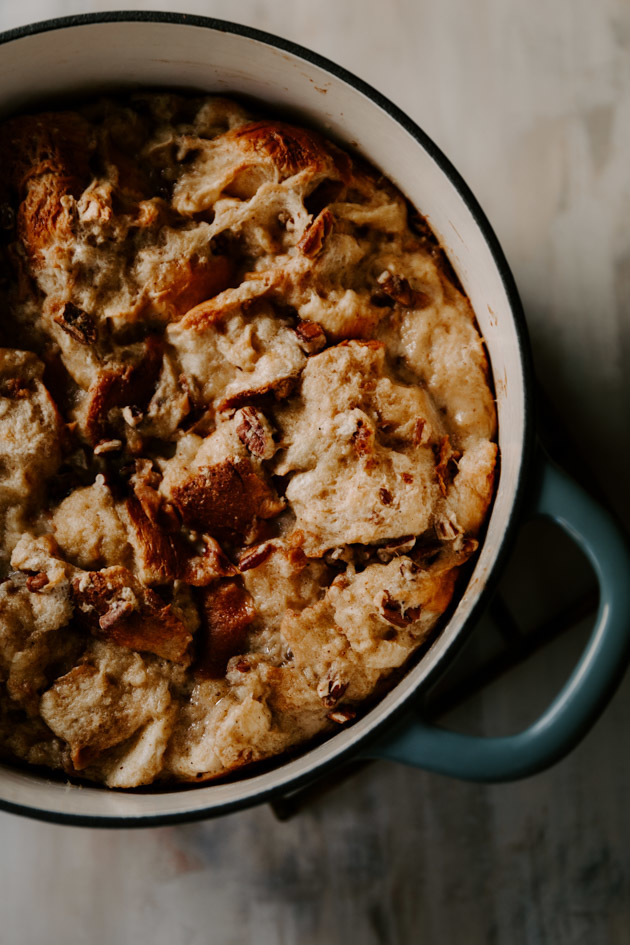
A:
363,460,630,781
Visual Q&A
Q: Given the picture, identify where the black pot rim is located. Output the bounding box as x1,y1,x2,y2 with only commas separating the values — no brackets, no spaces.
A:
0,10,536,829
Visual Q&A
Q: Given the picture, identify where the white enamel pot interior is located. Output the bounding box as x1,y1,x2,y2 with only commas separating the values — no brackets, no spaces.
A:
0,14,533,826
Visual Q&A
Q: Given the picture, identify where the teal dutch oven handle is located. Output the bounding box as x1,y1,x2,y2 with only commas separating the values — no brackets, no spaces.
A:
365,459,630,781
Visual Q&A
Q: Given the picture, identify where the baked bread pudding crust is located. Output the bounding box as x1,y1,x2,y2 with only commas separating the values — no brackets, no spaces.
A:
0,95,497,787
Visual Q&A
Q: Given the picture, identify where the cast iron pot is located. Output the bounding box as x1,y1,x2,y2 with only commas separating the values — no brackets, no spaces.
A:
0,12,628,827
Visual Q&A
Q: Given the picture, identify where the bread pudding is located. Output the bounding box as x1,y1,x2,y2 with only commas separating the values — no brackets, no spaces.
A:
0,94,497,787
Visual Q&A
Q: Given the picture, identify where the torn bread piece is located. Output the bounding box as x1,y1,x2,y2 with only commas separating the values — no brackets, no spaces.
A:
0,350,63,554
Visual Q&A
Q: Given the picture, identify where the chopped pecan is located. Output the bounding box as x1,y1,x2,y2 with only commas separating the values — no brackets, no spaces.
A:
235,406,276,460
317,675,348,708
434,518,461,541
298,208,334,258
26,572,49,592
98,599,134,632
351,418,374,458
238,541,276,572
294,319,327,354
71,566,192,663
196,579,257,678
434,435,461,497
379,590,422,628
327,708,356,724
121,405,143,428
287,543,308,570
93,439,122,455
53,301,97,346
376,271,430,309
171,458,283,543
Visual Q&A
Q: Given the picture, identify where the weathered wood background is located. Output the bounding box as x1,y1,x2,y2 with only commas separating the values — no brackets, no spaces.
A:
1,1,629,943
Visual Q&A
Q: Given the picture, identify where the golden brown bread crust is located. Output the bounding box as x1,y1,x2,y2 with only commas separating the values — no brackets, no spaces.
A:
71,566,193,664
0,93,497,788
228,120,353,182
1,113,94,268
171,457,283,542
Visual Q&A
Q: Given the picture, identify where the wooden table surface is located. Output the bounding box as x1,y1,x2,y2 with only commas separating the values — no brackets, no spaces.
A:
1,2,629,943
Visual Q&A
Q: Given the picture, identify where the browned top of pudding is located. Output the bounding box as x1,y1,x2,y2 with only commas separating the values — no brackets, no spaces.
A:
0,94,496,787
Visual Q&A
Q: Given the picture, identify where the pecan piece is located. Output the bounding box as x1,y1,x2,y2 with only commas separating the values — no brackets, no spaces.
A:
26,572,49,592
53,301,97,346
379,590,422,628
294,319,327,354
238,541,276,572
376,271,430,309
434,435,461,497
327,708,356,724
317,675,348,708
434,518,461,541
351,418,374,458
98,599,134,632
121,405,143,428
299,208,334,258
93,439,122,455
235,406,276,460
197,579,256,678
